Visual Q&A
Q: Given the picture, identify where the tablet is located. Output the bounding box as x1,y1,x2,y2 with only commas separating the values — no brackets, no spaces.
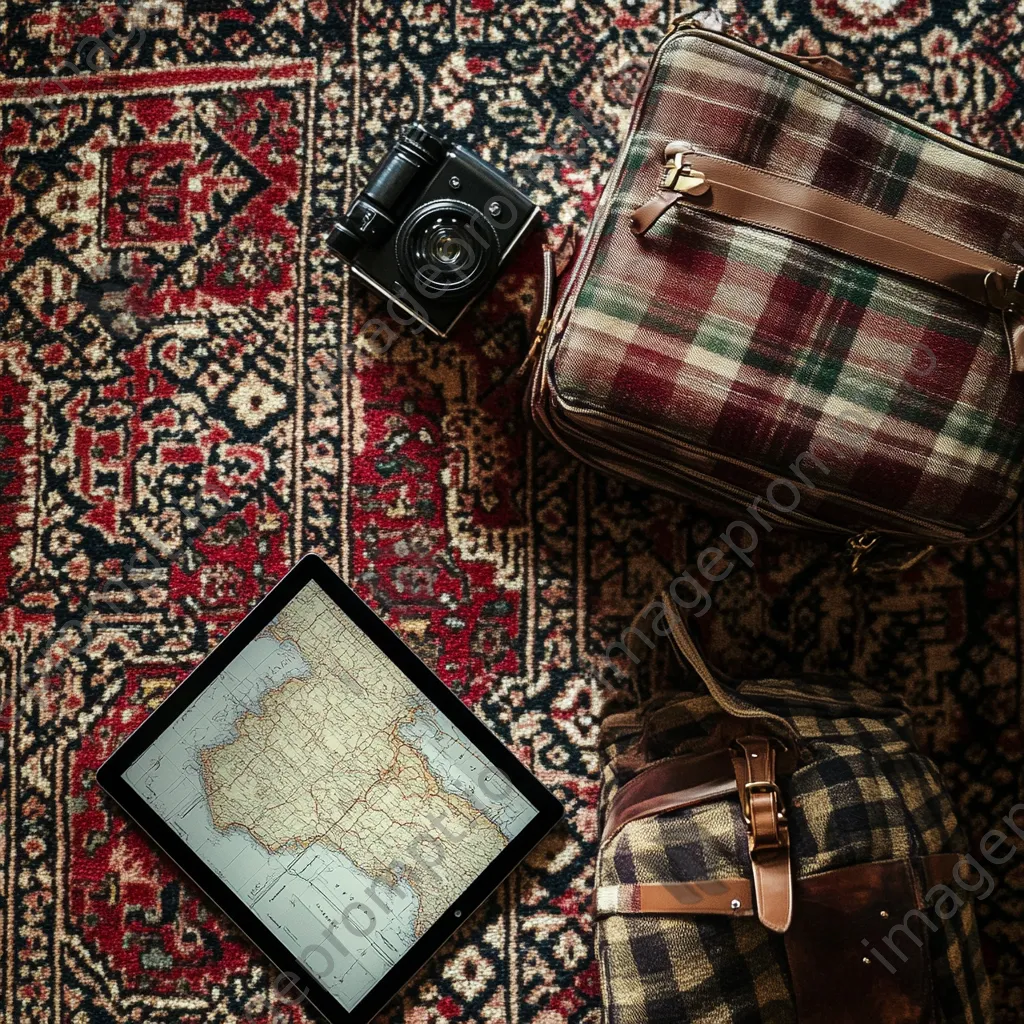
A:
98,554,563,1024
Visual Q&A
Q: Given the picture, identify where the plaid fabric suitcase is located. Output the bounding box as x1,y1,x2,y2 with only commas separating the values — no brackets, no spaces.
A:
527,20,1024,562
595,609,993,1023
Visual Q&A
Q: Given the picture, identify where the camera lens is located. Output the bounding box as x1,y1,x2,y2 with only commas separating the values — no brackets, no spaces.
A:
401,123,445,165
396,200,500,300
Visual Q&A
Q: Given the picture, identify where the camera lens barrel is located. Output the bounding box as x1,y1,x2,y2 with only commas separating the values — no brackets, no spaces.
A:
395,199,500,301
334,123,447,252
400,123,445,164
362,124,444,211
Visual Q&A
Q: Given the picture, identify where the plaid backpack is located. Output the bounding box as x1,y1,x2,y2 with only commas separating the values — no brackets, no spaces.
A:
527,19,1024,564
596,609,993,1023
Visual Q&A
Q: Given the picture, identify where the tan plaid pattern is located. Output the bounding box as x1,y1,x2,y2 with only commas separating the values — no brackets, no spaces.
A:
596,674,993,1022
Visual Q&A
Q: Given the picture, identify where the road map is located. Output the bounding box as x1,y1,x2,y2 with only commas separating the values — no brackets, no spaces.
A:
122,580,538,1010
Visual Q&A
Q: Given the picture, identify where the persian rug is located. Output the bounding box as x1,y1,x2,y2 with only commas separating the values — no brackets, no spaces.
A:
0,2,1022,1022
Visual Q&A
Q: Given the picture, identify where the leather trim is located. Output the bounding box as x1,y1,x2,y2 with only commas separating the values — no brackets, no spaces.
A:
671,153,1023,312
603,749,737,843
595,879,754,917
785,858,934,1023
921,851,962,891
594,853,968,921
636,150,1024,371
631,190,680,235
781,53,857,86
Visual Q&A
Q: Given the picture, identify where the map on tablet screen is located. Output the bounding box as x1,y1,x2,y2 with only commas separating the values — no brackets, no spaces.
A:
121,579,538,1010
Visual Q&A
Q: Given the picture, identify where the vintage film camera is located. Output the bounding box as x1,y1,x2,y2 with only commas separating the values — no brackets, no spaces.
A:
327,123,541,337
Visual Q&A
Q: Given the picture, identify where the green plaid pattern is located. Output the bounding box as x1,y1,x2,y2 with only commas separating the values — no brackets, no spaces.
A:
596,676,993,1022
540,31,1024,540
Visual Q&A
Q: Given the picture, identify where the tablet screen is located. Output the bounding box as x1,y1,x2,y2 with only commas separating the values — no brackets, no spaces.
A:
120,578,540,1011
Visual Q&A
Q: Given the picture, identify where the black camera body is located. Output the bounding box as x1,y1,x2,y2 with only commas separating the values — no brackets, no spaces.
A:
327,124,541,338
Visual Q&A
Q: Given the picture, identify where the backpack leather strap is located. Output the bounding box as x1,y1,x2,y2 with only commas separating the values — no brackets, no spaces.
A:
732,735,793,933
595,878,754,917
602,749,737,843
595,852,966,921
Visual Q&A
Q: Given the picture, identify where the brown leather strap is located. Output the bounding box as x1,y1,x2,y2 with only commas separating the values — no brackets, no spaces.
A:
676,152,1023,308
632,148,1024,370
603,749,737,842
732,736,793,933
594,852,968,922
595,879,754,917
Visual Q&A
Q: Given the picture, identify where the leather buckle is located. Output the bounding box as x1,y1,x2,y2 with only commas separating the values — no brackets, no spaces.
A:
730,734,795,932
741,780,784,827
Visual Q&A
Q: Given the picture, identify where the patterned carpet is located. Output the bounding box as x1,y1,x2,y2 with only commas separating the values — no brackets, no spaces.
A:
0,2,1022,1022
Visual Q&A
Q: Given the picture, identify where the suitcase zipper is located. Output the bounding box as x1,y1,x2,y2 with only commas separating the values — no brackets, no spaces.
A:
547,404,856,534
542,389,1002,566
672,24,1024,175
555,402,972,542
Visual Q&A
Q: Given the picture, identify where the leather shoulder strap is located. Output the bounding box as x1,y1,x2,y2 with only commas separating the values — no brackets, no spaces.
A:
659,598,803,753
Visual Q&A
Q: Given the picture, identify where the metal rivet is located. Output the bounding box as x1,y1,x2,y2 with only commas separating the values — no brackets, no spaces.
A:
880,910,889,919
730,899,741,910
863,957,871,964
454,909,462,918
449,176,461,189
488,201,502,217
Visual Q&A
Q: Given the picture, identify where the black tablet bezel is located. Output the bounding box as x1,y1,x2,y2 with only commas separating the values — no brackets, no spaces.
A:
97,553,563,1024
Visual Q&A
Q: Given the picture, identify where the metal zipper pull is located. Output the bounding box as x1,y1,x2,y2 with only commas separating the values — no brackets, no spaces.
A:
517,316,550,378
848,531,879,574
669,10,724,35
632,146,710,235
518,247,557,378
850,532,937,575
